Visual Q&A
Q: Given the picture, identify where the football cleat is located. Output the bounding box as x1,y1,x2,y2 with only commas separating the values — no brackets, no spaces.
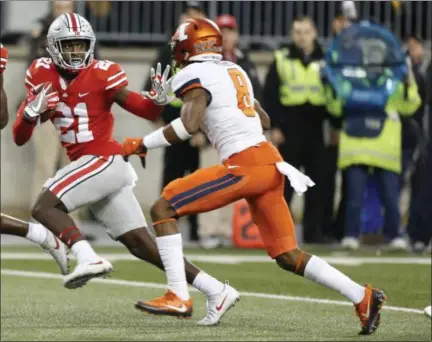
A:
354,284,387,335
39,229,69,275
135,290,193,318
424,305,432,319
64,258,113,289
197,281,240,326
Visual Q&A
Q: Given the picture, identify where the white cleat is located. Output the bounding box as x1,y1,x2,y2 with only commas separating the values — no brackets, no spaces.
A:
388,237,408,251
197,281,240,326
64,258,113,289
341,237,360,250
39,230,69,275
424,305,432,318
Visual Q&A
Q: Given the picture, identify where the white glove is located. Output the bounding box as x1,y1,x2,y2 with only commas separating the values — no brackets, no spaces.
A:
275,161,315,196
142,63,175,105
24,82,59,121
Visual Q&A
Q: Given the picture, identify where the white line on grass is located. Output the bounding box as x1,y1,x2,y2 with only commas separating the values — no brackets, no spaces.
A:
1,269,424,315
1,253,431,265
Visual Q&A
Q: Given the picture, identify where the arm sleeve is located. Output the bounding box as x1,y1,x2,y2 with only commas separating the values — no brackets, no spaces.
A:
24,60,42,90
324,84,343,118
104,62,129,99
263,61,282,128
122,91,163,121
171,67,205,99
390,81,421,116
13,99,36,146
13,59,48,145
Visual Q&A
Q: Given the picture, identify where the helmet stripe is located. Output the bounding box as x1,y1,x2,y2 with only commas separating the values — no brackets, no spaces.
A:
64,13,73,32
72,13,81,32
69,13,79,32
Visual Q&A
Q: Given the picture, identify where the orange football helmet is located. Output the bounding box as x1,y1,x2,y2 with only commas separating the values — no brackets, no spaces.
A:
170,18,223,68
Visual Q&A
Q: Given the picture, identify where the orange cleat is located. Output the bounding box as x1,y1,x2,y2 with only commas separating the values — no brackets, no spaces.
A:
135,290,193,318
354,284,387,335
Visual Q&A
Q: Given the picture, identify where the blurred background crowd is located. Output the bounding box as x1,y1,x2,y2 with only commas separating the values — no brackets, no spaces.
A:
0,0,431,253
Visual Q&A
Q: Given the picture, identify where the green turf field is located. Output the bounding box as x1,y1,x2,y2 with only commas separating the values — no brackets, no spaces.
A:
1,246,431,341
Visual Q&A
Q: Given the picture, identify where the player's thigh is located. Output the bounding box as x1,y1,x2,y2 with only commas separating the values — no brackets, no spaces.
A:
44,155,137,212
90,185,147,240
247,186,298,259
162,165,245,217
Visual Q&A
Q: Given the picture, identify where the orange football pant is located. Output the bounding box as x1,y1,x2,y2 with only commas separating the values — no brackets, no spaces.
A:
162,142,298,258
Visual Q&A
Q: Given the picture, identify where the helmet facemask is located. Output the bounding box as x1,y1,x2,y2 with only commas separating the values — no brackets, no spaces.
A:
47,37,94,72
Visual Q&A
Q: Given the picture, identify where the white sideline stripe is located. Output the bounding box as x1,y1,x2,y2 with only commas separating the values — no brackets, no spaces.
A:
1,252,431,266
1,269,423,315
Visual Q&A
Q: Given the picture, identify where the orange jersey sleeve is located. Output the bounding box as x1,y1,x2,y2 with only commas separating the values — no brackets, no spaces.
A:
0,43,8,74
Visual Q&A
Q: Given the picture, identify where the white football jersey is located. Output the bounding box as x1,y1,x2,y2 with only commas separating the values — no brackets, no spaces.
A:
171,61,266,161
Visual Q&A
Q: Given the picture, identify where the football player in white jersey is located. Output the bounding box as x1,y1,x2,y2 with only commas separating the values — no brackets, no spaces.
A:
123,18,386,334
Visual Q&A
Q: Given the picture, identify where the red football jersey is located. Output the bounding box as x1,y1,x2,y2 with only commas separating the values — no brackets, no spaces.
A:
25,58,127,161
0,43,7,74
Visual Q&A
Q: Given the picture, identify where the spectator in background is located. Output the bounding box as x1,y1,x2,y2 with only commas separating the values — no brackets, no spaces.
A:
215,14,262,102
328,1,358,242
263,16,330,244
197,14,262,249
325,38,421,250
25,0,100,230
402,35,427,250
143,1,206,243
408,60,431,252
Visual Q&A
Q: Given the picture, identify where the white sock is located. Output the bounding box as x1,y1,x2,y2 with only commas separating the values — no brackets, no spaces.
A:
71,240,99,264
304,255,365,304
156,234,189,300
26,223,48,245
192,271,225,298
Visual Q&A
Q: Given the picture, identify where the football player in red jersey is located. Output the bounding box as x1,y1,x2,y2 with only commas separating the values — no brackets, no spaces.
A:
12,13,233,318
0,43,69,275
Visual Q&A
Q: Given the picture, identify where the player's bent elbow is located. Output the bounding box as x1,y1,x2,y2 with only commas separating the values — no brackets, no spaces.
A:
12,134,28,146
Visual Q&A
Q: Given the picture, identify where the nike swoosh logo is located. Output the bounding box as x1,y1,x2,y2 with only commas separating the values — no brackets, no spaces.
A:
364,300,370,319
216,294,228,311
89,260,103,265
78,92,90,97
227,165,239,169
162,304,188,313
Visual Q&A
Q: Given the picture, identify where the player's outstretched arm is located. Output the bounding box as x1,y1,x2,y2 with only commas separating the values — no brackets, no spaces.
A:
13,100,36,146
122,88,208,157
0,74,9,130
113,87,163,122
254,99,271,130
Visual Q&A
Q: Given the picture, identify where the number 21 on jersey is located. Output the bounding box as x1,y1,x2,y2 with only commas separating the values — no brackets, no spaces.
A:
228,68,255,117
54,102,94,144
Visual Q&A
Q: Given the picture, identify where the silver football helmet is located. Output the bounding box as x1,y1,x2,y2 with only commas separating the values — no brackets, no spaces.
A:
46,13,96,71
